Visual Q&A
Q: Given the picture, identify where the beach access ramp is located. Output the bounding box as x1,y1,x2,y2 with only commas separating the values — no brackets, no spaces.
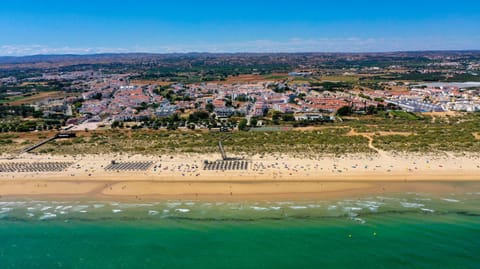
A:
21,132,76,154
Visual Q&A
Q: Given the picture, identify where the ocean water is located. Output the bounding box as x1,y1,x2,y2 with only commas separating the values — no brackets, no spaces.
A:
0,192,479,269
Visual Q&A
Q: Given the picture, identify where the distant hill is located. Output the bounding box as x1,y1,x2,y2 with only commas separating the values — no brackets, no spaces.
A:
0,50,479,70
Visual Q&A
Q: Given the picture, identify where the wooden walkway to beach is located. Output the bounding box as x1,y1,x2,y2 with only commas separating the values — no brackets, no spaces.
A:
21,137,57,154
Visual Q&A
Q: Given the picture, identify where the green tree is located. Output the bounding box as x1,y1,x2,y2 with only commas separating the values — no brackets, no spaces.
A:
188,111,210,122
272,111,282,121
92,93,102,100
366,105,377,115
282,113,296,122
336,106,353,116
238,119,248,131
206,103,214,113
250,117,258,127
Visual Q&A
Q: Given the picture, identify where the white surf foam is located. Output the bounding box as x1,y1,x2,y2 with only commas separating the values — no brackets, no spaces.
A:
353,217,366,224
39,213,57,220
289,206,308,210
251,206,269,211
0,208,12,214
344,207,363,211
148,210,159,216
73,205,89,212
400,202,424,208
356,201,383,212
167,202,182,208
327,205,338,211
442,198,460,203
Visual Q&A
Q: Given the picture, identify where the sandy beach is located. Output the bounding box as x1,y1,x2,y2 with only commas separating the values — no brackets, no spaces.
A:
0,152,479,200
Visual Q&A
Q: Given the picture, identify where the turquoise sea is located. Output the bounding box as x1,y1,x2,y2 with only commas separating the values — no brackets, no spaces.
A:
0,191,479,269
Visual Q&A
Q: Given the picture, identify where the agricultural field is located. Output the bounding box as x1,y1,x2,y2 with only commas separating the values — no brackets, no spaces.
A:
5,91,68,105
320,75,360,83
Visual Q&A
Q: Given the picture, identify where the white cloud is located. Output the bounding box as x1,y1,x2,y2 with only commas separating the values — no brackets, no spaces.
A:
184,37,479,53
1,37,479,56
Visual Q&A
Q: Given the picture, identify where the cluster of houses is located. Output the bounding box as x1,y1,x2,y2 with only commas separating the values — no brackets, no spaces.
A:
30,72,480,130
378,84,480,112
50,77,374,126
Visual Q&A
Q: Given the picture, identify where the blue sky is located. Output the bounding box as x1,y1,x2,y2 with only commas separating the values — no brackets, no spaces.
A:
1,0,479,55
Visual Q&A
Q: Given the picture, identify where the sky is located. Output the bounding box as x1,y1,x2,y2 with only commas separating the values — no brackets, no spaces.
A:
0,0,479,55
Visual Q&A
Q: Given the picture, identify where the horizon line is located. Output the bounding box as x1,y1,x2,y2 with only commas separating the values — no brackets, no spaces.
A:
1,49,480,58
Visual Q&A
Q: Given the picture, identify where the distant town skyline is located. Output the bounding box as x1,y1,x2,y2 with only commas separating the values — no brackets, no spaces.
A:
1,0,479,56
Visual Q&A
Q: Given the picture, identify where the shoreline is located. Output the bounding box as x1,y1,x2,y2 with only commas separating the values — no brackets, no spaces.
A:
1,180,479,202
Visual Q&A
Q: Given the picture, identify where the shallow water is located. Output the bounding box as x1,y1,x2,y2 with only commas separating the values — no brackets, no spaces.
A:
0,191,479,268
